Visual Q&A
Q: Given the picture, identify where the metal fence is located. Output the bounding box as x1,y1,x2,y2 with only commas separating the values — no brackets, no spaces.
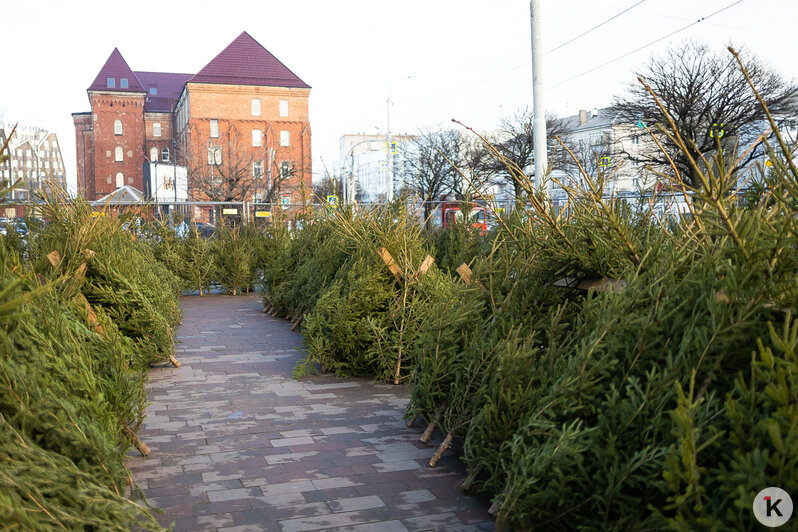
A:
0,189,755,230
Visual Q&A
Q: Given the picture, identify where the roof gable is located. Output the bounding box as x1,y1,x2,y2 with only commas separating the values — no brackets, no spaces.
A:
190,31,310,89
89,48,145,92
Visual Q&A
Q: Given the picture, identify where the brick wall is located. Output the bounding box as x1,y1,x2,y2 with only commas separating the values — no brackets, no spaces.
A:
180,83,312,202
89,91,146,198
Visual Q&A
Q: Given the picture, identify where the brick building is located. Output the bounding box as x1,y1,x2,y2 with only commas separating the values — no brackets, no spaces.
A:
0,124,67,201
73,31,311,203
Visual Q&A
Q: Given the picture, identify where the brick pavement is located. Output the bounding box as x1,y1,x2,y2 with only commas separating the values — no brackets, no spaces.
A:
128,294,493,531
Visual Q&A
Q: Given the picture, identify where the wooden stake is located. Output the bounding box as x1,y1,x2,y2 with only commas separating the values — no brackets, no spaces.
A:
488,501,500,517
169,355,181,368
455,263,473,285
290,317,303,331
406,415,418,428
47,250,62,268
377,247,403,280
429,432,454,467
75,263,88,282
270,309,279,317
417,255,435,276
79,293,104,336
263,305,272,314
421,407,443,444
123,426,150,457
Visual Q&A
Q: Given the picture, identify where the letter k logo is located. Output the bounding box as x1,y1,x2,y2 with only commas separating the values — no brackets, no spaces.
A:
754,488,792,527
765,496,783,518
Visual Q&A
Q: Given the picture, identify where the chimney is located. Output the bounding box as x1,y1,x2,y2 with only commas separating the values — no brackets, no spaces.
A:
579,110,587,126
591,108,599,118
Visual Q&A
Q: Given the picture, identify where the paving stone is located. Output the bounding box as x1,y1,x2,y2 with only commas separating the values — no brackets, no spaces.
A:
128,295,491,531
328,495,386,513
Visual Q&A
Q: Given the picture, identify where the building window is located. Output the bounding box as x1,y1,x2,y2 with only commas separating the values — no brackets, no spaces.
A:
114,119,122,135
280,130,290,147
150,87,157,95
106,77,115,88
281,161,290,178
631,133,640,145
251,99,261,116
279,100,288,117
161,147,170,162
150,147,158,162
120,78,129,89
115,146,123,162
252,129,262,147
153,122,162,137
210,119,219,138
208,146,222,165
253,160,263,178
116,172,124,187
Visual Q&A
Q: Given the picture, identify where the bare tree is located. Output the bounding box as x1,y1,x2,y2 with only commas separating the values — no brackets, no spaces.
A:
611,41,797,188
400,129,464,225
184,122,302,203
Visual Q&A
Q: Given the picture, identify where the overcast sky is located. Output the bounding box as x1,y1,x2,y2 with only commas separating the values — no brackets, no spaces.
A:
2,0,796,193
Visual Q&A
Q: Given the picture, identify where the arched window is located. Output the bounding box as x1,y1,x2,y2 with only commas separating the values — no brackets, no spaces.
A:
161,147,170,162
115,146,123,162
114,119,122,135
150,147,158,162
115,172,124,187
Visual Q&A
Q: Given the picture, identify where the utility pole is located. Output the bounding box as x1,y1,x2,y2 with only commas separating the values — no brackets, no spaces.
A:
530,0,547,190
386,91,393,202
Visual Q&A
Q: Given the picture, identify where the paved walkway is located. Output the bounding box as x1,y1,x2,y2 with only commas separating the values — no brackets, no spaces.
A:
128,295,493,531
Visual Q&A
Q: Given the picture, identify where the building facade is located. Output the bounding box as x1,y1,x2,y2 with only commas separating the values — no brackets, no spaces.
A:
0,124,67,201
336,133,417,202
73,32,311,203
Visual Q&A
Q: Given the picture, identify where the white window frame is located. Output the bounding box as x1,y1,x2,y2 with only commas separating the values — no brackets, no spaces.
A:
150,146,158,162
252,129,262,147
114,119,122,135
253,160,263,178
251,98,261,116
210,119,219,138
115,146,123,162
161,147,170,162
279,100,288,117
153,122,162,137
115,172,124,187
280,130,290,147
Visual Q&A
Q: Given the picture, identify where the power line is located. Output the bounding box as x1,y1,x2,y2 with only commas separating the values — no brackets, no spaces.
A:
546,0,745,90
545,0,649,55
401,1,650,105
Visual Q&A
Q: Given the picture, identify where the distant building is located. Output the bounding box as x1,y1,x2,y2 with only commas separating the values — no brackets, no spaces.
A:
0,124,67,201
336,133,417,202
73,31,311,204
553,107,657,198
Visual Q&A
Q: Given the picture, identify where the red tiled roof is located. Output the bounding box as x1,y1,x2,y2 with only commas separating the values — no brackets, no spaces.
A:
135,71,193,112
190,31,310,89
88,48,145,92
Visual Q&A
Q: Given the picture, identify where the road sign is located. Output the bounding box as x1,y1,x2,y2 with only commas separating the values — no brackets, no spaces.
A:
387,141,397,154
222,208,238,215
90,211,106,218
281,195,290,206
327,195,339,208
255,211,271,218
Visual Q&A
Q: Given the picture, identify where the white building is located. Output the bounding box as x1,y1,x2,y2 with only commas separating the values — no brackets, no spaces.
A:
0,124,67,200
553,107,657,199
335,133,417,202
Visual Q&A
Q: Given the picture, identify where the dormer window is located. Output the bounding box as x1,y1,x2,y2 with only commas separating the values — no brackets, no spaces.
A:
106,77,115,88
149,87,157,95
120,78,129,88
